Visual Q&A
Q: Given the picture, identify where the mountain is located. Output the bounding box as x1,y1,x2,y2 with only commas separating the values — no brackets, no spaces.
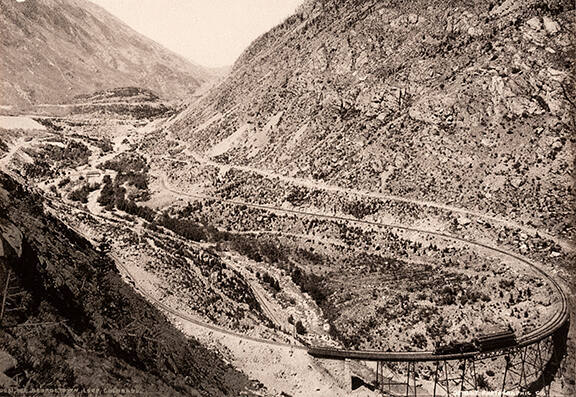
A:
170,0,575,240
0,0,214,107
0,171,254,395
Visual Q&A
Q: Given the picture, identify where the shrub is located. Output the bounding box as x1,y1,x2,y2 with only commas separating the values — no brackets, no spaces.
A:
58,177,71,188
262,273,281,292
476,374,491,390
95,138,113,153
69,183,99,203
43,141,91,167
159,214,206,242
411,333,427,349
291,267,326,304
99,153,148,174
295,320,306,335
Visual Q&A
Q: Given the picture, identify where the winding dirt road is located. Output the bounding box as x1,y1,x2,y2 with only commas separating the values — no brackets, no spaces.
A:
159,142,575,253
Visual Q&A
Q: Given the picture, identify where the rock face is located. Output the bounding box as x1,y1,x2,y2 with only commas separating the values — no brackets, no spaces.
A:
0,0,215,106
171,0,575,239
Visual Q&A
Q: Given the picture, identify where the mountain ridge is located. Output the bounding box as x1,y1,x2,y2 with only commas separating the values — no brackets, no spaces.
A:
0,0,215,106
170,0,575,240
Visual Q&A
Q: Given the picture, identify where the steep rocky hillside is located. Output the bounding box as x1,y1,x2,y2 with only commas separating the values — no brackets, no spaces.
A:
0,172,255,396
172,0,575,240
0,0,214,107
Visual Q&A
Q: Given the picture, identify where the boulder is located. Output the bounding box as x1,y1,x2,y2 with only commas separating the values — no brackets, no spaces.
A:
526,17,542,31
510,177,523,189
542,16,560,34
0,351,17,373
457,217,472,226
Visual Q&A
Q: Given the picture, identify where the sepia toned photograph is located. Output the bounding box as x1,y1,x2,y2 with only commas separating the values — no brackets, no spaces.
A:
0,0,574,396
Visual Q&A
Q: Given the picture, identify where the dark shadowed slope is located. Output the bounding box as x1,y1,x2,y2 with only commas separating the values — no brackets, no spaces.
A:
0,0,214,106
0,172,255,396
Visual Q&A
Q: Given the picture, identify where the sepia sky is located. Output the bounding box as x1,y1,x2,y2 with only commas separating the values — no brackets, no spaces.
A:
90,0,304,68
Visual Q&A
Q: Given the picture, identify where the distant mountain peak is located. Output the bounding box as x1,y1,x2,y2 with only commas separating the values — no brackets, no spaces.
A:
0,0,216,107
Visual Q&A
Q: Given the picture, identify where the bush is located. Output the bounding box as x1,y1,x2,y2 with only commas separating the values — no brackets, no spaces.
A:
261,272,281,292
98,154,150,200
95,138,113,153
159,214,206,242
69,183,99,203
58,177,71,188
97,175,124,209
23,160,53,178
499,279,515,290
43,141,91,167
116,198,156,222
99,153,148,174
291,267,326,304
342,200,379,219
295,320,306,335
228,235,263,262
411,333,427,349
476,374,491,390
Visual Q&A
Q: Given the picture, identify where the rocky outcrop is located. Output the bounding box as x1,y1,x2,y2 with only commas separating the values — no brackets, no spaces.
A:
171,0,575,240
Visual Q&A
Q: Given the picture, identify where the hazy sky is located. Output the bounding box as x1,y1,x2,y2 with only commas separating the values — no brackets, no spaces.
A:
90,0,304,68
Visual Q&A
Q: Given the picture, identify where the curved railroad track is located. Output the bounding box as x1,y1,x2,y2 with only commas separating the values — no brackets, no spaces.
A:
26,170,573,363
1,120,569,364
14,164,569,362
159,176,569,362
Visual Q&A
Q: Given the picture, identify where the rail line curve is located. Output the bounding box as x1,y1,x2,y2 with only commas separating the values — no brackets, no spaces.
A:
159,177,569,362
39,173,570,363
0,122,568,364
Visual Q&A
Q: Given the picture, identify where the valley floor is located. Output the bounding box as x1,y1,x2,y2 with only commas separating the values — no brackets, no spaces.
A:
1,113,573,396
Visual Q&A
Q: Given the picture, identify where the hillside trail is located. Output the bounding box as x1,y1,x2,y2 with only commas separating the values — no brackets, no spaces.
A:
3,129,573,255
164,135,575,253
35,101,167,107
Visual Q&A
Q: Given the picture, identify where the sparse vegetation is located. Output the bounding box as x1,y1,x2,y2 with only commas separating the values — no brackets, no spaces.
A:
295,320,306,335
2,0,573,392
43,141,91,167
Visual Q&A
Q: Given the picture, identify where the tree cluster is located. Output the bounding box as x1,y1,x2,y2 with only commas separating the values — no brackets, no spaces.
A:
69,183,100,203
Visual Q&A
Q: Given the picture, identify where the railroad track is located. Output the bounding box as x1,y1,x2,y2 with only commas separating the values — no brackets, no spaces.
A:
112,254,309,351
155,150,575,253
2,117,569,364
45,200,309,352
160,176,569,362
23,170,570,362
